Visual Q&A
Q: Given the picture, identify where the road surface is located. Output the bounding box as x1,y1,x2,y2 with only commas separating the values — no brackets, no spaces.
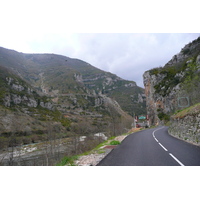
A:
97,126,200,166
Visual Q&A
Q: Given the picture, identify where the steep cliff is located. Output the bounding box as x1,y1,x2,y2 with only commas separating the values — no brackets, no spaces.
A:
143,36,200,125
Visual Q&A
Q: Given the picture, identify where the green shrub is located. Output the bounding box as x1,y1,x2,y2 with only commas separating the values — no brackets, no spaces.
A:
158,112,170,121
110,140,121,145
57,155,78,166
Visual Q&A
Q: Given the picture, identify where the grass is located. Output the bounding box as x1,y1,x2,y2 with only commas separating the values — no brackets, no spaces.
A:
110,140,121,145
173,103,200,119
56,155,79,166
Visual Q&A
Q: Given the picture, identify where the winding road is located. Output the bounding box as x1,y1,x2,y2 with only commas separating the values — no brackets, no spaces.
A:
97,126,200,166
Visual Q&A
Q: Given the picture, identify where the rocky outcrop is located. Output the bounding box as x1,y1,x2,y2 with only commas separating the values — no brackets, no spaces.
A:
3,94,38,108
40,101,54,110
125,83,136,87
74,73,83,82
143,71,179,125
95,97,104,107
2,74,55,111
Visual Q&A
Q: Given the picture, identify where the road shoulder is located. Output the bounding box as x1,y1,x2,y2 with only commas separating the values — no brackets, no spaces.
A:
73,128,141,166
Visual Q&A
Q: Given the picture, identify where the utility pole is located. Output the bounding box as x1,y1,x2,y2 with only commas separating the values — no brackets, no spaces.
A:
133,113,137,128
146,114,150,127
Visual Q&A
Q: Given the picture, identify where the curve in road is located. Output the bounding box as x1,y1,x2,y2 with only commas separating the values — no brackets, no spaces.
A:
97,126,200,166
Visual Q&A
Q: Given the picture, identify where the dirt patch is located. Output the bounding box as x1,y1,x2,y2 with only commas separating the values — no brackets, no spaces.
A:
103,145,117,149
74,149,112,166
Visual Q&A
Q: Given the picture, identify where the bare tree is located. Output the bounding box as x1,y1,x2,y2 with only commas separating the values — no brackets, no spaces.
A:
107,104,122,136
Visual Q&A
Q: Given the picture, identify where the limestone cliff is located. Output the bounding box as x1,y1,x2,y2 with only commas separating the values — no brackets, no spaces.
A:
143,36,200,125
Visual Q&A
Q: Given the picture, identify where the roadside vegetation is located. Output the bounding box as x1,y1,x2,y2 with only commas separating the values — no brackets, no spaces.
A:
56,128,141,166
172,102,200,119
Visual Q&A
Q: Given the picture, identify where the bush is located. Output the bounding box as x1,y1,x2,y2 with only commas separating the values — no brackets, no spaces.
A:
57,155,78,166
158,112,170,121
110,140,121,145
22,136,32,145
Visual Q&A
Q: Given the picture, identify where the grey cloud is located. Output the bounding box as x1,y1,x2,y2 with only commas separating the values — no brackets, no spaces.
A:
67,33,199,87
1,33,199,88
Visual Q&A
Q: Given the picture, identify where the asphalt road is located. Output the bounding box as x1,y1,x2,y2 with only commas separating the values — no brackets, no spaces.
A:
97,126,200,166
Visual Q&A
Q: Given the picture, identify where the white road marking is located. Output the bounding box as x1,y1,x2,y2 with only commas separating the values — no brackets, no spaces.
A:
152,127,165,143
152,127,185,166
158,143,168,151
169,153,185,166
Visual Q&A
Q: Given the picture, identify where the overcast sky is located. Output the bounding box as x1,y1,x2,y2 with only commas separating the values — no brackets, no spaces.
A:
0,1,199,87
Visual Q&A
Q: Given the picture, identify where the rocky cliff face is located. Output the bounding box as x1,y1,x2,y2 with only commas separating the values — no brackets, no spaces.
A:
0,66,54,110
143,37,200,125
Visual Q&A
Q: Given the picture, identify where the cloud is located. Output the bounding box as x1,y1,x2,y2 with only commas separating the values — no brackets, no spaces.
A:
56,33,199,87
0,2,199,87
1,32,199,87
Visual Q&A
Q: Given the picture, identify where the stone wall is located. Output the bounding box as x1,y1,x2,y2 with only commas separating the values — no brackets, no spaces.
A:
168,114,200,145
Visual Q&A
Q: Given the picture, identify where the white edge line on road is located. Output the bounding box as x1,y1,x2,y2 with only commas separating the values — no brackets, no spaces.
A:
152,127,185,166
169,153,185,166
153,127,168,150
152,127,165,143
158,143,168,151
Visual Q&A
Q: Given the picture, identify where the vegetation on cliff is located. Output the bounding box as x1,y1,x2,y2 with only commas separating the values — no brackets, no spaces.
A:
172,103,200,119
144,36,200,125
151,55,200,97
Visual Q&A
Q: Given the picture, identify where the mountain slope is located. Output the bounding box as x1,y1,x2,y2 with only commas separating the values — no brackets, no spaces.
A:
143,36,200,125
0,47,146,116
0,46,147,153
0,65,73,148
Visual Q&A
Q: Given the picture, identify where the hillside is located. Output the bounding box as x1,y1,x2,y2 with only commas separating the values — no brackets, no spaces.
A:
143,36,200,125
0,64,72,149
0,47,146,116
0,46,146,163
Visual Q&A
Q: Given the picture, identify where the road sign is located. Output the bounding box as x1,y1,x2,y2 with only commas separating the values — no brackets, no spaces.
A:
139,116,146,120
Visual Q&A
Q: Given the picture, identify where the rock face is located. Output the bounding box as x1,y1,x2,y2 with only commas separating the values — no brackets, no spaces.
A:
1,71,54,110
143,71,180,125
143,72,158,125
143,36,200,126
3,94,39,108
